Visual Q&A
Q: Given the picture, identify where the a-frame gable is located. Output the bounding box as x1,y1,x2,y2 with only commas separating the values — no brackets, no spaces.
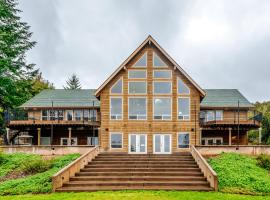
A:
95,35,205,97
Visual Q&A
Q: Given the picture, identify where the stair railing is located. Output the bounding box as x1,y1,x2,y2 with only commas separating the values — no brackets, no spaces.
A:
52,146,100,191
190,145,218,191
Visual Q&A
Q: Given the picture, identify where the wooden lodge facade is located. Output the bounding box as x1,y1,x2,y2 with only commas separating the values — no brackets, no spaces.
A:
6,36,261,153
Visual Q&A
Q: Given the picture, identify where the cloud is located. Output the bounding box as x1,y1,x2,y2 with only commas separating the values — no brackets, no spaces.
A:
18,0,270,102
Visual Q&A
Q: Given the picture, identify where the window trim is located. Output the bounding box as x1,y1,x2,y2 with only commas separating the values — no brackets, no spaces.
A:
153,81,172,94
66,110,74,121
215,110,223,121
153,97,172,120
128,97,148,120
177,97,191,121
128,69,147,79
128,81,147,94
110,132,123,149
132,52,147,68
110,97,123,120
177,132,190,149
60,137,78,146
110,77,123,95
202,137,223,145
153,52,167,68
153,70,172,79
128,133,147,154
177,77,190,95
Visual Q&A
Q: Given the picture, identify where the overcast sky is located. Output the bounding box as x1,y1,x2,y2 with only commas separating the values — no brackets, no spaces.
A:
18,0,270,102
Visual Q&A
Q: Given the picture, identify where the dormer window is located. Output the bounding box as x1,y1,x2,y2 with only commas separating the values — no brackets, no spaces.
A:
133,52,147,68
153,52,166,68
110,78,123,94
178,78,190,94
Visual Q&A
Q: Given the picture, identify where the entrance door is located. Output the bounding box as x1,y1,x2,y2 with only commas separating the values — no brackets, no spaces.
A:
153,134,171,154
129,134,147,154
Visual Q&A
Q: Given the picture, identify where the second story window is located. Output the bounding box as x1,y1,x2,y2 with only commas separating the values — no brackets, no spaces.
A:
216,110,223,121
110,78,123,94
74,110,82,121
153,81,171,94
128,81,147,94
153,53,167,68
153,70,171,79
128,70,147,79
178,78,190,94
58,110,64,120
42,110,48,120
110,97,122,120
178,97,190,120
128,97,147,120
206,111,214,121
66,110,73,121
153,97,171,120
133,52,147,68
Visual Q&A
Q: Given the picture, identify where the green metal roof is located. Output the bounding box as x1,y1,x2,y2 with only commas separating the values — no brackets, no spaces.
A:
201,89,254,108
21,89,99,108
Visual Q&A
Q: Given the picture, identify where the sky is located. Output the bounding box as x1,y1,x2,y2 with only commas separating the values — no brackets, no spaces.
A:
18,0,270,102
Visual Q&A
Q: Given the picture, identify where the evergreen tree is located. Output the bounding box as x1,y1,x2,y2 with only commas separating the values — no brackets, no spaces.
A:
63,74,82,90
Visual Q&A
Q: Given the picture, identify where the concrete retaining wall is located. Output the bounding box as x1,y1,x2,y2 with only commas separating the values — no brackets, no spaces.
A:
0,146,94,155
196,145,270,156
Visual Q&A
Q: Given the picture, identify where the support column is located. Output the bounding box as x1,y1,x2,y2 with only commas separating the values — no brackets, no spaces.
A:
37,128,41,146
258,127,262,144
68,127,72,146
199,128,203,145
6,128,10,144
229,127,232,146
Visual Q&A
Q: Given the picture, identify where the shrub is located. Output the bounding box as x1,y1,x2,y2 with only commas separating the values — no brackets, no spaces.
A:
0,152,6,164
20,159,52,175
257,154,270,171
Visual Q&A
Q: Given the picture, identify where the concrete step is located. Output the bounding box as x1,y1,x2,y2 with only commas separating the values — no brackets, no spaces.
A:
56,185,213,192
80,167,202,172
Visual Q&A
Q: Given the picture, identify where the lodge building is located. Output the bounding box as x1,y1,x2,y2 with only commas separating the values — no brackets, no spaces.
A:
6,36,261,153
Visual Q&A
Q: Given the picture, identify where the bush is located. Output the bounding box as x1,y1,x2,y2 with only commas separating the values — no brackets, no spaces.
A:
20,159,52,175
0,152,6,164
257,154,270,171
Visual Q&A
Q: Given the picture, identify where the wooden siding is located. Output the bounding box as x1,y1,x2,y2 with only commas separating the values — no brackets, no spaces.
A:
99,44,201,153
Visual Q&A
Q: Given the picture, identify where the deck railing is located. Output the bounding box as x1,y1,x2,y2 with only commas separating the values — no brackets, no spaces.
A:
52,146,100,191
190,145,218,191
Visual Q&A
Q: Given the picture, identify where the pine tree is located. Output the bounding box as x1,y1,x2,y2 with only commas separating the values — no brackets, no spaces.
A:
64,74,82,90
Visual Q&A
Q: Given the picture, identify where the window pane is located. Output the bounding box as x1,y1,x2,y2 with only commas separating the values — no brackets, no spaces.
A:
153,53,166,67
42,110,48,120
154,98,171,120
111,133,122,148
74,110,82,121
111,78,122,94
128,70,146,79
110,98,122,120
129,98,147,120
178,98,190,120
178,133,189,148
49,110,55,120
153,82,171,94
133,53,147,67
66,110,73,121
89,109,97,121
153,70,171,78
83,110,89,121
216,110,223,121
206,111,214,121
129,82,147,94
178,78,190,94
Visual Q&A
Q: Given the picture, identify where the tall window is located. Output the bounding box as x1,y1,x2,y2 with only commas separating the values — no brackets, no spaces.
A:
110,97,122,120
153,53,166,67
128,81,147,94
215,110,223,121
153,98,171,120
133,52,147,68
110,133,123,149
178,78,190,94
178,97,190,120
178,133,190,148
153,81,171,94
128,98,147,120
58,110,64,120
66,110,73,121
153,70,171,79
74,110,82,121
42,110,48,120
111,78,122,94
206,111,215,121
128,70,147,79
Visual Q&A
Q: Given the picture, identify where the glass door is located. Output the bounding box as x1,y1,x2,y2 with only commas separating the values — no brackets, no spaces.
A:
153,134,171,154
129,134,147,154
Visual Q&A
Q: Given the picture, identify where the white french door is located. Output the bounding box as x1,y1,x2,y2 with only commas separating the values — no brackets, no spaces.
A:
129,134,147,154
153,134,171,154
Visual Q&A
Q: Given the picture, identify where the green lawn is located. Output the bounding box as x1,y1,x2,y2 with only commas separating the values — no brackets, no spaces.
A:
0,191,270,200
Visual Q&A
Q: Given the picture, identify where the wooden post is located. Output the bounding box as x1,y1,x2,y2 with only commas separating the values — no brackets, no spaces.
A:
199,128,203,145
229,127,232,146
258,127,262,144
68,127,72,145
37,128,41,146
6,128,10,144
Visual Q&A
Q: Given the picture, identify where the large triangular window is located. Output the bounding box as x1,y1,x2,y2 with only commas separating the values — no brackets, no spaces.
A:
111,78,123,94
133,53,147,68
178,78,190,94
153,53,166,68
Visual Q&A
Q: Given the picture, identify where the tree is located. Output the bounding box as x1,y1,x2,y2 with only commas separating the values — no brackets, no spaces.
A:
63,74,82,90
30,72,54,95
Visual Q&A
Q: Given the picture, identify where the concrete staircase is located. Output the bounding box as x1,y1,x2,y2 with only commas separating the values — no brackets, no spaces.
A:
56,152,213,192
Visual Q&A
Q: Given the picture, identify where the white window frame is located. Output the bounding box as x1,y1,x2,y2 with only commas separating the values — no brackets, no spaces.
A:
132,52,147,68
153,97,172,120
110,97,123,120
206,110,215,122
202,137,223,145
128,134,147,154
128,70,147,79
74,110,83,121
215,110,223,121
60,137,78,146
40,137,51,145
128,97,147,120
153,52,167,68
128,81,147,94
66,110,73,121
177,97,190,121
153,81,172,94
41,110,48,121
110,132,123,149
177,77,190,95
153,70,172,79
153,134,172,154
110,77,123,94
177,132,190,149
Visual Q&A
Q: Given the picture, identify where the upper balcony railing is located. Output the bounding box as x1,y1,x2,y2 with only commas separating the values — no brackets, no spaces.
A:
200,110,262,127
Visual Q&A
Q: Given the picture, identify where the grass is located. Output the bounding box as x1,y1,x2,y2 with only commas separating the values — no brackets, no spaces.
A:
0,191,270,200
0,153,80,195
208,153,270,195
